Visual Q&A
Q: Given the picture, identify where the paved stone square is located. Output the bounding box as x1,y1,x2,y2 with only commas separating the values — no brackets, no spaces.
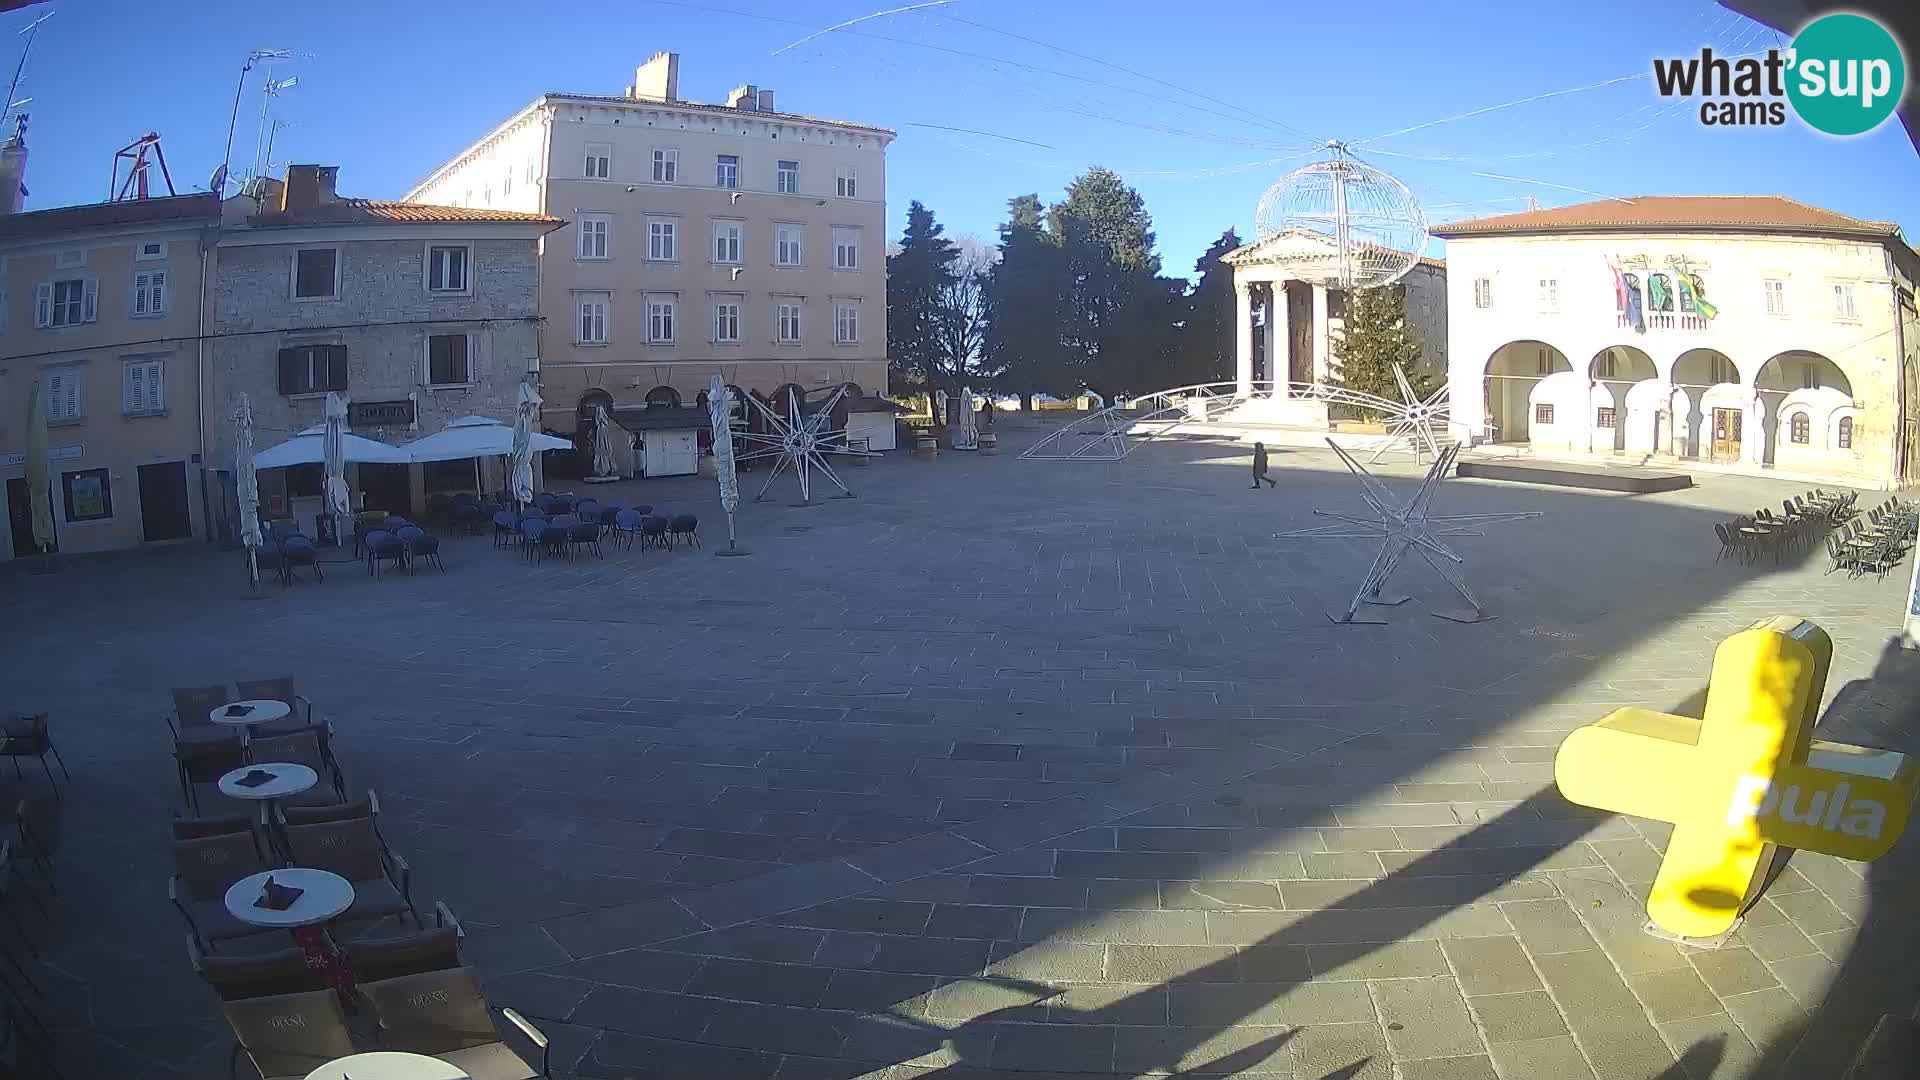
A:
3,421,1916,1079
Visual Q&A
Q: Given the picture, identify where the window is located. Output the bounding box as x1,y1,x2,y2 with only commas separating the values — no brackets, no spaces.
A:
1595,406,1617,428
426,245,469,293
136,240,167,261
1534,403,1555,425
776,302,801,343
1536,277,1558,312
61,468,112,523
36,278,95,328
576,292,610,344
832,226,860,270
427,334,470,386
1789,412,1810,444
652,148,679,183
835,164,857,198
1535,348,1557,376
647,218,677,261
834,301,859,344
1832,283,1857,321
713,221,742,264
1837,416,1854,449
647,297,676,343
716,154,739,189
131,269,168,317
583,143,612,179
44,368,81,421
776,160,799,194
577,215,610,259
277,345,348,396
713,298,741,343
775,224,803,267
1593,352,1616,379
123,358,165,415
1473,277,1491,309
292,249,338,299
1764,279,1787,316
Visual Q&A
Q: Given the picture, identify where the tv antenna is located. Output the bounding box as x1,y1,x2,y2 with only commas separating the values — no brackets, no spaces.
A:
2,10,52,128
249,73,298,179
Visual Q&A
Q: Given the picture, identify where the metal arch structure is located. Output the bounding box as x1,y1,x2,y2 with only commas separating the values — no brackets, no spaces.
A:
1276,440,1540,625
1019,378,1451,462
1253,141,1428,292
736,384,873,506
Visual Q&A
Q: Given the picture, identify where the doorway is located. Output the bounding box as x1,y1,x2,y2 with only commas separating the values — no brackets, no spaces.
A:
358,464,412,515
1711,408,1743,464
5,478,54,557
137,462,193,542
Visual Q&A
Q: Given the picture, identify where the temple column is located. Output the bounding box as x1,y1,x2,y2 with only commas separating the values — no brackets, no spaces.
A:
1271,282,1292,395
1234,282,1254,396
1311,284,1332,383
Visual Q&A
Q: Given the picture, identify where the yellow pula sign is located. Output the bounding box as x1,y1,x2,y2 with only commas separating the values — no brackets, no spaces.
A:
1554,616,1917,939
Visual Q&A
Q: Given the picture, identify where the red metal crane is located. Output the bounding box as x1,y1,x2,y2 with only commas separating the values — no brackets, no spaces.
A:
109,132,176,201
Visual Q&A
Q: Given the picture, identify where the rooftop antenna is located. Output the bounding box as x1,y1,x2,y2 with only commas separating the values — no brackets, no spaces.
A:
248,73,297,180
217,48,294,196
2,11,52,129
110,133,176,200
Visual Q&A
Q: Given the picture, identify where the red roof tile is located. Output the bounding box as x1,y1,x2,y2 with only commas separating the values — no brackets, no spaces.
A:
1430,195,1901,239
0,193,217,243
247,199,562,228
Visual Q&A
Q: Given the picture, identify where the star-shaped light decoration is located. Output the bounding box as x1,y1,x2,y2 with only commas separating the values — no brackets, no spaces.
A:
736,384,872,506
1277,439,1540,624
1367,364,1452,465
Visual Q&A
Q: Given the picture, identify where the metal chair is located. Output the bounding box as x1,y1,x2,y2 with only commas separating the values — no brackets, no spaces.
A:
492,511,519,548
0,715,67,798
284,817,418,933
276,536,323,585
188,936,323,1001
169,685,234,744
546,515,580,561
357,965,549,1078
397,526,446,573
246,730,346,805
168,831,279,954
519,519,549,562
233,676,335,754
344,901,465,976
667,513,701,550
612,509,645,550
176,734,247,815
567,518,602,559
220,989,357,1080
639,515,669,551
365,530,407,577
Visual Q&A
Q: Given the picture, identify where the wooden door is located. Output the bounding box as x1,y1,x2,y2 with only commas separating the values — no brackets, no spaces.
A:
1711,408,1743,463
137,462,193,542
5,477,52,557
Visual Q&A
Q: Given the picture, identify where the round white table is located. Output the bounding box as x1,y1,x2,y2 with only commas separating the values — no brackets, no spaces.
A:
209,699,291,731
305,1052,470,1080
217,762,317,802
225,867,354,930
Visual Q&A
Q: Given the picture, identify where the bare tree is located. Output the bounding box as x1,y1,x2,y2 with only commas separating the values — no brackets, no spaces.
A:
936,237,997,389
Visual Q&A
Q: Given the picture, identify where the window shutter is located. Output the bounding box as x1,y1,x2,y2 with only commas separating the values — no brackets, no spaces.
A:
82,279,97,322
125,365,144,413
151,270,166,313
34,283,50,328
328,346,348,391
148,361,165,411
277,348,300,395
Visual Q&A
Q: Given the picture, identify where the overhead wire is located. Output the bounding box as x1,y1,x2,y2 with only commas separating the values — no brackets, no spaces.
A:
771,0,960,56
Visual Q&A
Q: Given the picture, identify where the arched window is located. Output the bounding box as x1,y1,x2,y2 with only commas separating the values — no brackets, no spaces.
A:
576,389,614,426
1789,412,1810,445
644,386,682,408
1837,416,1854,450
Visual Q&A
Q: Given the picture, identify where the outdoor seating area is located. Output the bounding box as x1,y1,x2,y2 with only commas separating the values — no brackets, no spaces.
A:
1710,488,1907,572
164,679,549,1079
504,493,700,562
0,713,67,1078
1825,497,1920,579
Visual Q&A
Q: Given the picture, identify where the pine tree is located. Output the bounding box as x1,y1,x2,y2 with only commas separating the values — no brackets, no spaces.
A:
1048,168,1165,395
1333,284,1428,410
984,194,1069,408
886,201,960,399
1176,228,1242,387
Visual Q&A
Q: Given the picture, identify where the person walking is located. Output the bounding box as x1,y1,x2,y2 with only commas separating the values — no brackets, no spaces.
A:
1251,441,1276,489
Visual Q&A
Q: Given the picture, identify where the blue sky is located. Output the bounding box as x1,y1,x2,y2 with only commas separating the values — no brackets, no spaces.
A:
8,0,1916,278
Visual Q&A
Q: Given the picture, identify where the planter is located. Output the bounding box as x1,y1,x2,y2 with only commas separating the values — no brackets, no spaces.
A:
911,433,939,459
978,432,999,454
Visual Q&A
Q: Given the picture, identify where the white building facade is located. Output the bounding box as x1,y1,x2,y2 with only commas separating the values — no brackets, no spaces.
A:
1435,197,1920,490
404,52,894,434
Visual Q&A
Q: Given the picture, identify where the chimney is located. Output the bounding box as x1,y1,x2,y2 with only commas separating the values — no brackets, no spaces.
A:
0,114,28,216
726,84,759,111
755,89,776,113
281,164,339,211
630,51,679,102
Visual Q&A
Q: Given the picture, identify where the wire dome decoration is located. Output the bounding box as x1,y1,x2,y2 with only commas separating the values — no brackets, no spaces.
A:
1253,142,1428,291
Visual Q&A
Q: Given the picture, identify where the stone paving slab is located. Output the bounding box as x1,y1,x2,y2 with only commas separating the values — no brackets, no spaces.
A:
1,428,1915,1078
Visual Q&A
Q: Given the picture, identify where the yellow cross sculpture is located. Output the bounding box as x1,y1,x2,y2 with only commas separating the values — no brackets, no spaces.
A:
1554,616,1918,939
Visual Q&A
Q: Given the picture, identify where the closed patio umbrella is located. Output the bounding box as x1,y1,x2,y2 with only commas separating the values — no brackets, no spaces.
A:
322,392,349,547
707,375,745,556
235,394,263,588
24,379,53,570
510,384,540,510
591,403,621,479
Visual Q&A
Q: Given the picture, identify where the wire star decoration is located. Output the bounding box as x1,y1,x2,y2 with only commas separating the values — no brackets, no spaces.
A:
1277,440,1540,624
1368,363,1452,465
736,384,873,505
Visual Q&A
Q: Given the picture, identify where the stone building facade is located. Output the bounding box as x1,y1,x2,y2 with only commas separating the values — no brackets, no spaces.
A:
205,166,561,531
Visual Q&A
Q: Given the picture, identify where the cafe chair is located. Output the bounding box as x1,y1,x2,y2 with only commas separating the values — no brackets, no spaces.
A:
187,936,323,1001
220,989,357,1080
283,817,418,933
344,901,466,979
167,832,281,955
359,966,549,1079
0,713,67,798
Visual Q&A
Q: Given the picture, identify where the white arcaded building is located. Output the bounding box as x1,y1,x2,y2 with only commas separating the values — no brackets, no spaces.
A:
1434,196,1920,489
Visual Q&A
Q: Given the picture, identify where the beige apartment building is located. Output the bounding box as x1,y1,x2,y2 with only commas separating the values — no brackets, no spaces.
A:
405,52,894,432
0,191,218,559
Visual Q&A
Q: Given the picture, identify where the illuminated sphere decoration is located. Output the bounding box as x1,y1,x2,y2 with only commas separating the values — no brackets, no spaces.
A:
1253,142,1428,291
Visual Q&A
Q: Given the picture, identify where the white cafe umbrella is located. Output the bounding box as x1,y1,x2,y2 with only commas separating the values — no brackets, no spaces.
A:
707,375,746,556
235,394,263,587
24,379,53,570
255,425,410,468
405,414,568,462
510,385,540,510
590,404,621,479
322,392,349,545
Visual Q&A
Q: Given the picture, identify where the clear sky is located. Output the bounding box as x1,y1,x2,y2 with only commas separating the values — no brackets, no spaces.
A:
8,0,1916,278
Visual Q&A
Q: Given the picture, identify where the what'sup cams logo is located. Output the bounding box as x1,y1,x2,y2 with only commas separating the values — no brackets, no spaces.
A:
1652,12,1906,136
